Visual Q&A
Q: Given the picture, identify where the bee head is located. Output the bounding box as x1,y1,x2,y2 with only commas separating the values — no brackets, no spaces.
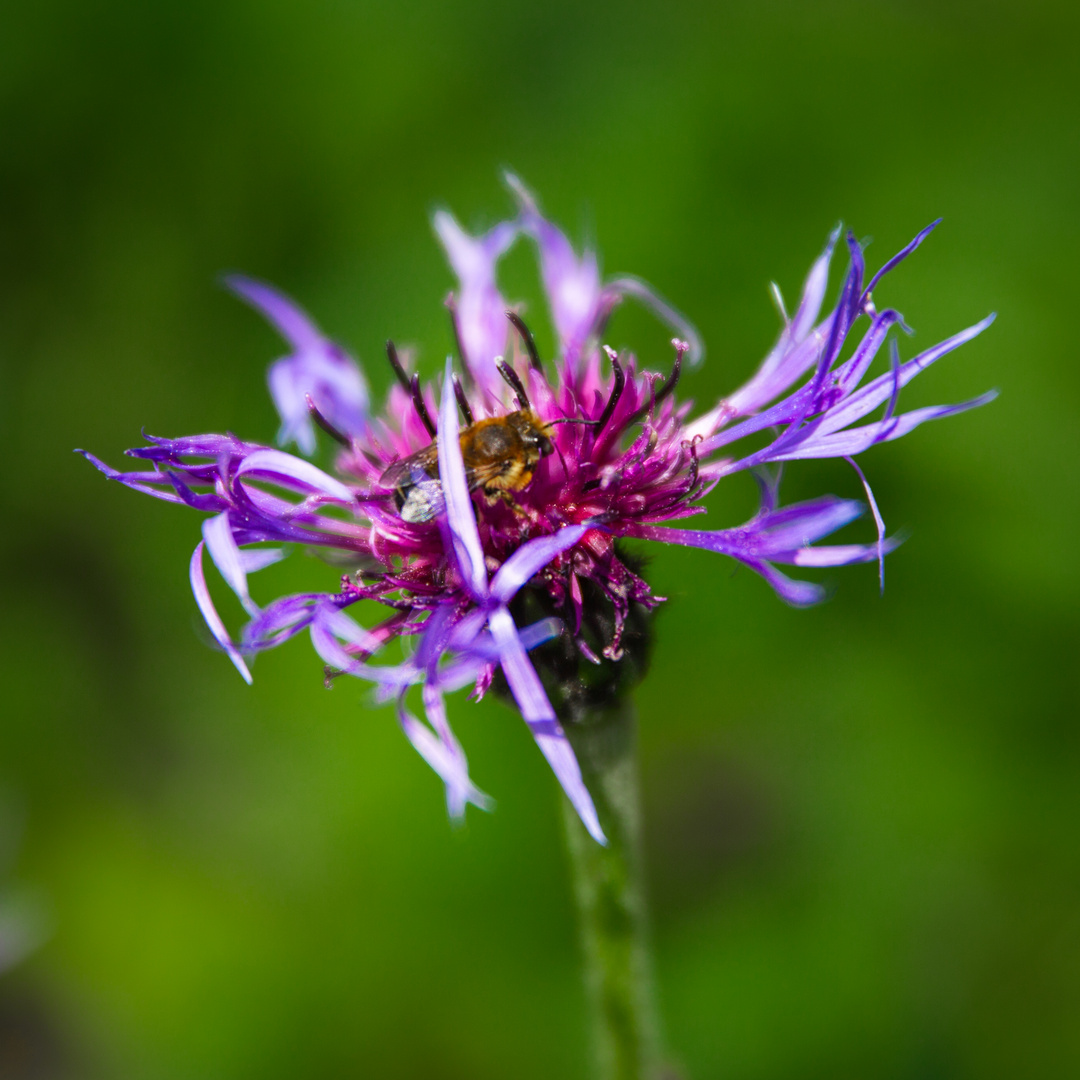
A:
506,410,554,458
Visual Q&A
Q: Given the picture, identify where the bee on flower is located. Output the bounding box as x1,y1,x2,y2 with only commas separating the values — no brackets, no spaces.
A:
81,177,994,844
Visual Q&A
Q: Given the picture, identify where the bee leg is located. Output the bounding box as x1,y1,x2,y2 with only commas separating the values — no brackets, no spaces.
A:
503,490,536,519
481,486,530,518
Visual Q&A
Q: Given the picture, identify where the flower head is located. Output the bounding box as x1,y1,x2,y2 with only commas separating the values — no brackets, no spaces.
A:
81,179,994,843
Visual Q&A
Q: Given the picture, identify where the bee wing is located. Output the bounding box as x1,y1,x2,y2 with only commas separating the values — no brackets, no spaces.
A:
380,442,502,493
379,445,440,489
380,437,510,524
399,479,446,524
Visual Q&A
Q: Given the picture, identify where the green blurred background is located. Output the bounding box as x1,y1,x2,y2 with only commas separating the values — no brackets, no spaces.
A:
1,0,1077,1076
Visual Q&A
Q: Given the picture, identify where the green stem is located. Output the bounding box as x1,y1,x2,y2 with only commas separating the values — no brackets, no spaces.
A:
561,699,664,1080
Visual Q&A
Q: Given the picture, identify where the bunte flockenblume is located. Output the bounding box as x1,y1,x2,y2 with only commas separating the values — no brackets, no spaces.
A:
82,178,994,843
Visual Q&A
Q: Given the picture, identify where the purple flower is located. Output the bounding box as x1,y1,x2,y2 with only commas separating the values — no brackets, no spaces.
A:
81,179,994,842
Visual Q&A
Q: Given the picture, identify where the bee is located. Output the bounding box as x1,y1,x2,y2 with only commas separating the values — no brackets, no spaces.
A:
378,339,602,523
380,409,557,524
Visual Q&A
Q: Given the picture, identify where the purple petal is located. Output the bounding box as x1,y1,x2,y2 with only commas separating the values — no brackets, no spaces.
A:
498,616,563,655
165,471,229,512
309,620,370,677
460,616,564,663
637,529,828,604
860,219,941,305
397,697,492,818
227,275,369,455
755,498,865,552
832,308,904,400
748,559,827,607
239,548,286,574
778,391,998,460
752,465,782,514
488,606,605,844
635,496,864,560
242,592,326,651
421,682,486,819
318,603,381,651
697,308,896,455
437,361,488,598
202,512,260,617
508,174,602,366
433,211,517,397
489,523,591,604
845,456,886,592
434,656,490,695
129,433,258,461
266,354,368,457
445,608,492,653
791,226,840,341
631,508,883,607
724,228,839,416
77,450,185,504
189,541,252,683
226,275,326,353
814,314,996,438
720,319,833,423
788,538,901,567
236,449,356,502
413,603,459,672
804,233,863,409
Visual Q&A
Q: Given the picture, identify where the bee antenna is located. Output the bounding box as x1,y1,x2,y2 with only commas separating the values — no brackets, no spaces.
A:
452,373,474,426
385,340,411,392
548,417,600,426
595,346,626,435
305,394,351,446
409,373,437,437
496,359,531,410
506,311,544,371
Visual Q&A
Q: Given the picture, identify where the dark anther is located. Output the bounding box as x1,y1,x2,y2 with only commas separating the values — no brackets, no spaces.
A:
653,338,689,409
445,293,468,368
554,442,570,483
385,340,411,392
581,469,624,495
305,394,351,446
452,373,474,426
409,373,437,437
684,434,703,492
496,360,531,410
506,311,544,371
595,346,626,435
626,338,688,427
